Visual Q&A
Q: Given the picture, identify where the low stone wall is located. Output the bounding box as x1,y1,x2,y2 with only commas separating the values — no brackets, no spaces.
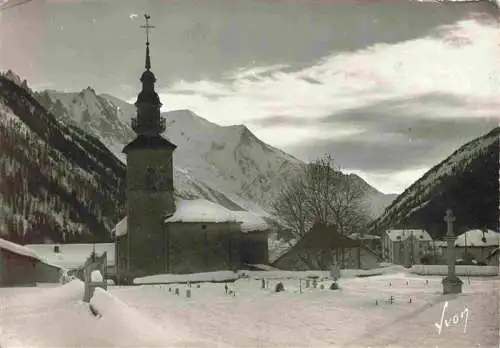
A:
410,265,499,276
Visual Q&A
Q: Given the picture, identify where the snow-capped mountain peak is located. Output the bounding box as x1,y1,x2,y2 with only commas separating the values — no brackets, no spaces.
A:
34,89,395,220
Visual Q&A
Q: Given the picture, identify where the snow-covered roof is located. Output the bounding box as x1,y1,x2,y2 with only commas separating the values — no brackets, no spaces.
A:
25,243,115,270
349,233,381,240
0,237,41,260
455,229,500,248
230,211,269,233
385,229,432,242
115,199,269,236
113,217,127,237
165,199,238,224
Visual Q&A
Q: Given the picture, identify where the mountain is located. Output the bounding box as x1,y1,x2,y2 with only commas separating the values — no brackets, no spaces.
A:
34,88,395,218
369,127,499,239
0,72,126,244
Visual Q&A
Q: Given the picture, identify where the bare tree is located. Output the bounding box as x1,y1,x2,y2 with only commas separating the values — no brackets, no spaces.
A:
271,154,370,268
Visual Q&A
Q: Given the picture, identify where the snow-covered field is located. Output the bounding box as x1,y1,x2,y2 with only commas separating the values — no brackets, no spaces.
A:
0,269,498,347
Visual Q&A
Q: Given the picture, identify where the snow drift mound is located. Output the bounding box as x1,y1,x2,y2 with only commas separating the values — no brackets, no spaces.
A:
90,288,226,347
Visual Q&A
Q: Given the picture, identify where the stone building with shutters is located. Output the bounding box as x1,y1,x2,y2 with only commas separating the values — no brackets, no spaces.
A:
114,15,269,283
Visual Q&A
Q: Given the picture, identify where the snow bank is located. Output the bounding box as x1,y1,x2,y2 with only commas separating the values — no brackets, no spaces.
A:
0,237,40,260
0,278,223,347
455,229,500,247
244,264,281,271
410,264,499,276
90,289,225,347
239,265,407,280
134,270,239,284
89,288,172,343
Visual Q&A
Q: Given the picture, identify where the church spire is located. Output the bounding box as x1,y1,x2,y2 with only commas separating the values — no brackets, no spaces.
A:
131,13,165,137
142,14,153,70
145,43,151,71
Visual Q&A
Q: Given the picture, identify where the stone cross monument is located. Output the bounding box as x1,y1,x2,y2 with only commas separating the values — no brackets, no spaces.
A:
442,209,462,294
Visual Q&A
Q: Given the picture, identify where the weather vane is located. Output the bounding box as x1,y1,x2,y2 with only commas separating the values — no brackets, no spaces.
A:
140,14,155,70
140,14,154,46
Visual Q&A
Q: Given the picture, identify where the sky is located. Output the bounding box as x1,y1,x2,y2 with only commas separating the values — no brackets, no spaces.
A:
0,0,499,194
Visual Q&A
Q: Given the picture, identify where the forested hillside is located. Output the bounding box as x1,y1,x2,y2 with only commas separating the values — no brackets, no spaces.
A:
0,73,126,244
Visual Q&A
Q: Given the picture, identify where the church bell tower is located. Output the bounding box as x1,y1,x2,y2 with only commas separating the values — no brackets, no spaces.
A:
122,14,176,278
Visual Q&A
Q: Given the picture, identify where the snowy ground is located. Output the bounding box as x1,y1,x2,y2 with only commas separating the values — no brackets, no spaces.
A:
0,270,498,347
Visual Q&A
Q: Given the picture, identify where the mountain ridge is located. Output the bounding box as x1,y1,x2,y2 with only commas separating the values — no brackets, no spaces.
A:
34,86,395,219
369,126,499,239
0,72,126,244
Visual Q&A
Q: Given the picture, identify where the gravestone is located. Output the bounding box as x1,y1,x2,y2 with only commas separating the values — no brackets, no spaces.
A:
275,282,285,292
330,282,339,290
442,209,463,294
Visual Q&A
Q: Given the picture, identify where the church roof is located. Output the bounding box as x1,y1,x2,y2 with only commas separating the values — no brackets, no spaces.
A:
165,199,238,224
123,135,176,154
228,211,269,233
114,199,270,235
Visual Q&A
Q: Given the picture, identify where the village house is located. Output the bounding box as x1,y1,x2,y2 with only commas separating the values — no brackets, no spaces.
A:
25,243,115,280
273,223,382,270
348,232,381,253
0,238,63,286
453,228,500,265
382,229,433,266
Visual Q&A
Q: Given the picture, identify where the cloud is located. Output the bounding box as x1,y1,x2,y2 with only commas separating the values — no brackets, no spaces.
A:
155,18,499,193
159,18,499,120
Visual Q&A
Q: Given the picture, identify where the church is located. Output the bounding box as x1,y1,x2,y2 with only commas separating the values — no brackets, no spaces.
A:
114,15,269,284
